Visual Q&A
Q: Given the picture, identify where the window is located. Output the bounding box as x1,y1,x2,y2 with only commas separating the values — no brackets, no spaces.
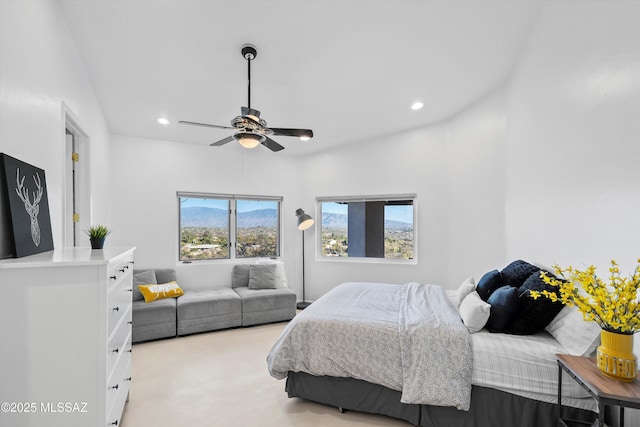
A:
178,193,281,261
318,194,416,262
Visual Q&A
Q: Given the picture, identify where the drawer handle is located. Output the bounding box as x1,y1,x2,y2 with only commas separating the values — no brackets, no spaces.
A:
129,261,135,264
127,321,132,325
124,265,129,270
111,384,119,390
113,306,119,312
110,275,117,280
126,288,133,292
112,348,119,353
119,268,125,273
110,421,118,426
127,349,132,353
125,377,132,382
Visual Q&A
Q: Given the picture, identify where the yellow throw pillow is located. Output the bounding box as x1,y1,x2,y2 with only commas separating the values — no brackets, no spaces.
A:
137,281,184,303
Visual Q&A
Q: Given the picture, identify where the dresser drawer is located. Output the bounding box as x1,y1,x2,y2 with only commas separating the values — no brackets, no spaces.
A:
107,272,133,340
107,258,133,290
107,306,132,379
106,332,132,420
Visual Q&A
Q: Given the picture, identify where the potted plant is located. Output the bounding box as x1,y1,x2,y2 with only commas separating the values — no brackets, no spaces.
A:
531,259,640,381
85,224,111,249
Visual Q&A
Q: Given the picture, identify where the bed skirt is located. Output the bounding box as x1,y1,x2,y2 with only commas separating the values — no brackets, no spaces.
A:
285,371,599,427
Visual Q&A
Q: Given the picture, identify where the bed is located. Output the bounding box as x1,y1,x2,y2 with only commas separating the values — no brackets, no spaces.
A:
267,281,603,427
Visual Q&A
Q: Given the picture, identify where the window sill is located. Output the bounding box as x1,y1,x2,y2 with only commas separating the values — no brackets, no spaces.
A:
316,256,417,266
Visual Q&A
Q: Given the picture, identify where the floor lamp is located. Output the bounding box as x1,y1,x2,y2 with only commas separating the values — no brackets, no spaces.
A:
295,208,314,310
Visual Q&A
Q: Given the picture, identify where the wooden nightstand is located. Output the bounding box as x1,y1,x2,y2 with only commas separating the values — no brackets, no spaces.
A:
557,354,640,427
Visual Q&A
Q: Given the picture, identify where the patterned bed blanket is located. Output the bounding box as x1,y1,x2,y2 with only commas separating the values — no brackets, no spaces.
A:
267,282,473,410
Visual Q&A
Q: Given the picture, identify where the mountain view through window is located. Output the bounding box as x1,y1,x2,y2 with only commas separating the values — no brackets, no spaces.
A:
179,196,280,261
320,199,414,260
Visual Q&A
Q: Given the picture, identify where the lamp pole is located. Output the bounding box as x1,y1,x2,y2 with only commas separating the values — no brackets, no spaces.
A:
295,208,314,310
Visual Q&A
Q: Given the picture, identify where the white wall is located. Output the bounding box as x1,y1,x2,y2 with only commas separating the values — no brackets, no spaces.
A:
506,3,640,424
109,88,509,301
0,0,112,248
109,135,306,292
506,1,640,270
299,89,508,300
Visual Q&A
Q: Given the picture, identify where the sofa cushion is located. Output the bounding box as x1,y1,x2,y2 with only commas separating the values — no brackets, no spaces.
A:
248,264,277,289
234,286,296,326
132,297,177,327
232,264,251,288
131,297,177,343
155,268,177,285
274,262,288,288
133,269,157,302
177,288,242,335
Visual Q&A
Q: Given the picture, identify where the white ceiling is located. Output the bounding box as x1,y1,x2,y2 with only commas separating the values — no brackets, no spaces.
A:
59,0,542,156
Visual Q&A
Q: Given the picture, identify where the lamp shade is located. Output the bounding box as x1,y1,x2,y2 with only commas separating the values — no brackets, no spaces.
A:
234,132,265,149
295,208,314,231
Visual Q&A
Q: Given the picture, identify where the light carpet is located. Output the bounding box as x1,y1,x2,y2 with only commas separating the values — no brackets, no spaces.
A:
121,320,409,426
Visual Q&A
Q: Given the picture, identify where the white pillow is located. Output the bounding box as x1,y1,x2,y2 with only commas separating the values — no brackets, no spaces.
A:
459,291,491,333
546,306,601,356
456,276,476,307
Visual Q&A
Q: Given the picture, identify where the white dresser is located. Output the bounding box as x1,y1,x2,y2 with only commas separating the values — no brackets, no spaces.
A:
0,247,135,427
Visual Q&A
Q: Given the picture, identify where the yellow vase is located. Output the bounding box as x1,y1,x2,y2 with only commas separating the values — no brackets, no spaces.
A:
596,330,637,382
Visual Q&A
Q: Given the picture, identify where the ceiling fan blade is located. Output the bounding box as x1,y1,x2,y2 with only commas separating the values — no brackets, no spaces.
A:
261,136,285,152
210,135,234,146
269,128,314,139
179,120,233,130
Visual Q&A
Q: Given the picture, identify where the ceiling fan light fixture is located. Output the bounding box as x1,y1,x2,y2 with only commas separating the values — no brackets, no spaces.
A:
234,132,265,149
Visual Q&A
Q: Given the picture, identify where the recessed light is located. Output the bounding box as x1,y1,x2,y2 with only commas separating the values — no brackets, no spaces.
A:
300,136,311,141
411,102,424,111
157,117,170,125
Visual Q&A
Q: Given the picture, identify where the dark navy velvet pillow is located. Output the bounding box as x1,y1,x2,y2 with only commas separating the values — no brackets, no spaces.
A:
485,285,520,333
500,260,540,288
504,271,564,335
476,270,503,301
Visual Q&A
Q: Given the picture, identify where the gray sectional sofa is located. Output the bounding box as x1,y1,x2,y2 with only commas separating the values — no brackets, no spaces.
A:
132,264,297,343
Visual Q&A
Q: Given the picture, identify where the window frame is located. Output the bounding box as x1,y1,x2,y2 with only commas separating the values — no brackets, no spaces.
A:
177,192,282,263
316,194,417,264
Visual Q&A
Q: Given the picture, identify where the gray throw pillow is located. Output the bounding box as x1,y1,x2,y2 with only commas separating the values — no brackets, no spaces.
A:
133,270,157,302
248,264,277,289
232,264,250,288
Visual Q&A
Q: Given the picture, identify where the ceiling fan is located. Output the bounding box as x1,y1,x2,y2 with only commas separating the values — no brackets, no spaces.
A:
179,44,313,152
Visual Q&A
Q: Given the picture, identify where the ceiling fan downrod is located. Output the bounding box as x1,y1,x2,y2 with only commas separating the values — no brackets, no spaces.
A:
241,44,257,109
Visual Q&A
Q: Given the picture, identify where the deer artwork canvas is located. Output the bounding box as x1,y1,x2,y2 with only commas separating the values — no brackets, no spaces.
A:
0,153,54,258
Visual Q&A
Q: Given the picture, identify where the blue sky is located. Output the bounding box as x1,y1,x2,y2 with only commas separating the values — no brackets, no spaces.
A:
179,198,276,213
179,198,412,223
321,202,413,223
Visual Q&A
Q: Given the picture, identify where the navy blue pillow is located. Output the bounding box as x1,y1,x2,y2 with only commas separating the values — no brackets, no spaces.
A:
504,271,564,335
476,270,503,301
501,260,540,288
486,285,519,333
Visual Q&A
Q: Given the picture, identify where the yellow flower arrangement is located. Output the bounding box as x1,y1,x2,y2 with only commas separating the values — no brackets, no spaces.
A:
530,259,640,335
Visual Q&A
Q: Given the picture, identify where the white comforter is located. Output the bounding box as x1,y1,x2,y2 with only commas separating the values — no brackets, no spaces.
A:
267,282,473,410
